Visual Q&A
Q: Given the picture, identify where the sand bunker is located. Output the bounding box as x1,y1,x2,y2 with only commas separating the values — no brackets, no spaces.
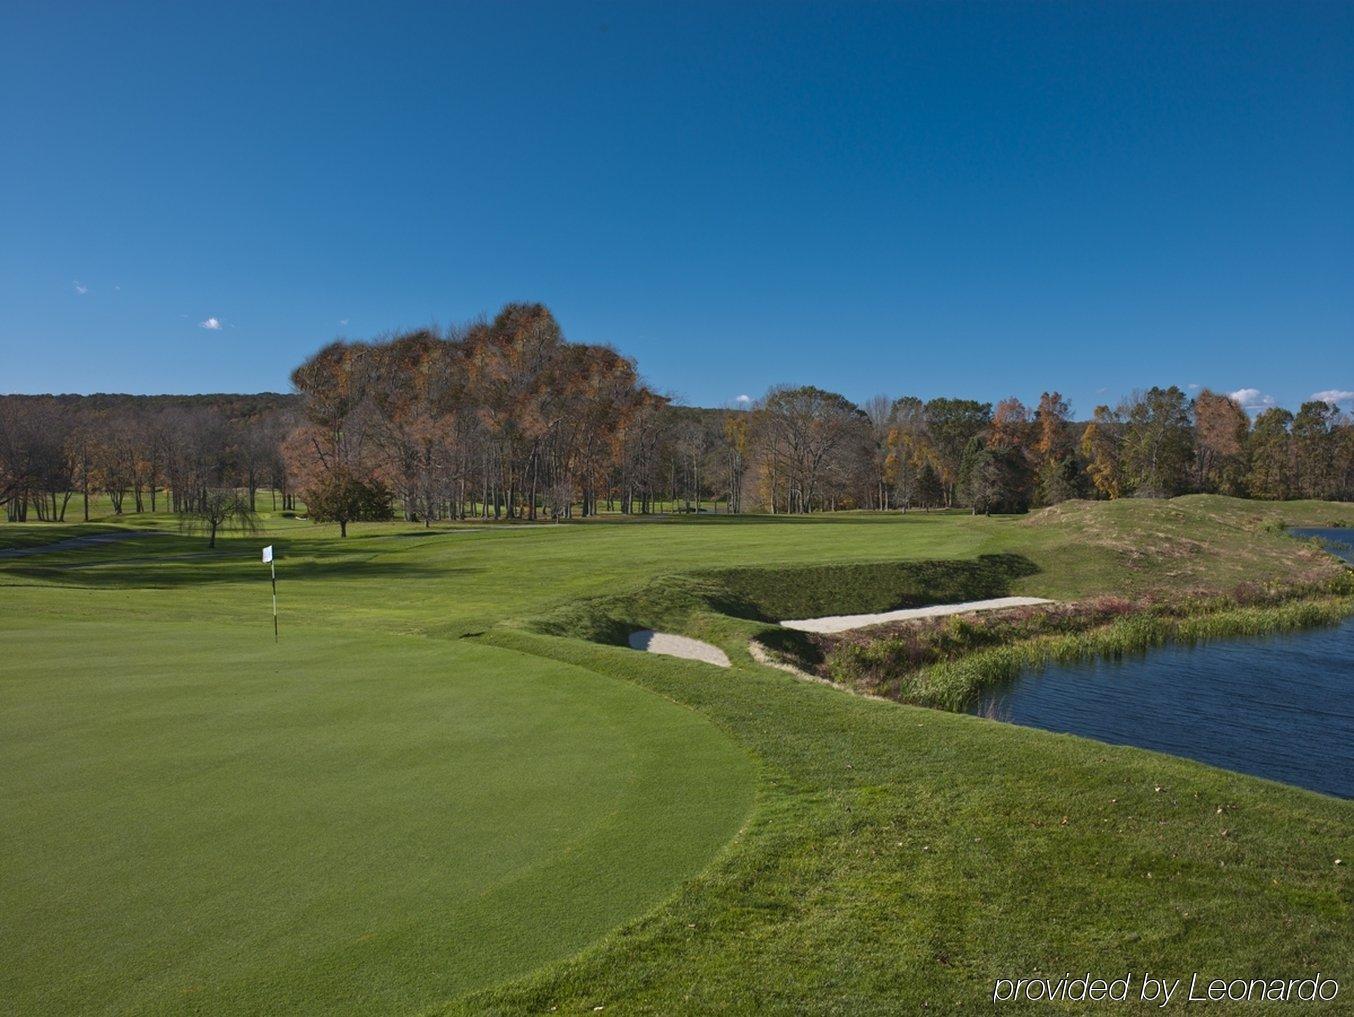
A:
628,630,731,668
780,596,1054,634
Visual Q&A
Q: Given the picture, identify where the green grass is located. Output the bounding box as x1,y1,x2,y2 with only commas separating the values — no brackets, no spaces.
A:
1,623,752,1014
455,629,1352,1015
1,494,1352,1014
0,522,123,550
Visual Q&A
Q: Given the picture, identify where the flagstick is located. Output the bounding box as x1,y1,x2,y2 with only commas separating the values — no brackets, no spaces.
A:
263,545,278,642
271,557,278,642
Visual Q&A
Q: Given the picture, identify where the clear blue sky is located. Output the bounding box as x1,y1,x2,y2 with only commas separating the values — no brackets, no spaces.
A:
3,1,1350,414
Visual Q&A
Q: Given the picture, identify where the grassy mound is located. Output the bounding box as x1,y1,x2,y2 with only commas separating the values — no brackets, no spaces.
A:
531,553,1038,646
700,552,1037,621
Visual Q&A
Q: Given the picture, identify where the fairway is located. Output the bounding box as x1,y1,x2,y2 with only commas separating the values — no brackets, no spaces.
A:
0,617,753,1014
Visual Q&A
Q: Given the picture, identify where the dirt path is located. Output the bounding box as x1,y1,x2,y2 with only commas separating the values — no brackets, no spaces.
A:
628,630,731,668
780,596,1054,634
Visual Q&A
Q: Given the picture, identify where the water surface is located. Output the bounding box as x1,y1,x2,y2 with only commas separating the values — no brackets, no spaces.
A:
1290,526,1354,565
969,529,1354,798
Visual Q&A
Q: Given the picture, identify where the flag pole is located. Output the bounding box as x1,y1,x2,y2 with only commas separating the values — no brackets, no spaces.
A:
271,557,278,642
263,545,278,642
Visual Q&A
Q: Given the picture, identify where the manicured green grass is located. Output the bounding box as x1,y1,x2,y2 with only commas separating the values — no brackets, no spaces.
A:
0,621,752,1014
2,495,1351,1014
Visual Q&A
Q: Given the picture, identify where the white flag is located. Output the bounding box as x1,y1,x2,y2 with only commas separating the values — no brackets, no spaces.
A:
262,545,274,564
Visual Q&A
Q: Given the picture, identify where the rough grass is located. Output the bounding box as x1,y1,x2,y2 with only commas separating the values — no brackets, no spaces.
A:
1010,494,1353,598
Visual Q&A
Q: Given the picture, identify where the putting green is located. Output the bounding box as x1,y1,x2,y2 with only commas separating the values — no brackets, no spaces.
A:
0,619,753,1015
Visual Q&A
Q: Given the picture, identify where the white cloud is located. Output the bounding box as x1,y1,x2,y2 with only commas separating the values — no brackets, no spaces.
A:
1187,382,1200,390
1229,387,1276,412
1312,389,1354,406
73,281,88,295
199,317,222,330
338,318,349,326
735,394,752,404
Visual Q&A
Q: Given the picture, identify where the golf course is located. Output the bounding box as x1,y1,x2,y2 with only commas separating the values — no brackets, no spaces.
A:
3,495,1351,1014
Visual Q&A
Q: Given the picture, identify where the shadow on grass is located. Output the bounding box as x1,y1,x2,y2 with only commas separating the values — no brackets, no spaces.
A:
754,627,826,668
700,553,1041,622
0,541,479,589
605,510,987,527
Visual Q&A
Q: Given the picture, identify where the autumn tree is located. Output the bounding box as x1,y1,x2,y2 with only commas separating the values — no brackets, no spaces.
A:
1193,389,1249,495
1033,391,1078,505
721,408,749,513
1080,405,1124,499
755,386,868,513
988,397,1035,510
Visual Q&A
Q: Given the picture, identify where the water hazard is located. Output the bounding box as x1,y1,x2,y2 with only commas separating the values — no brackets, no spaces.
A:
968,529,1354,797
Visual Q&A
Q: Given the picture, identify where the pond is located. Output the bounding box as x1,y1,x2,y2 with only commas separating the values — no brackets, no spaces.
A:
968,528,1354,798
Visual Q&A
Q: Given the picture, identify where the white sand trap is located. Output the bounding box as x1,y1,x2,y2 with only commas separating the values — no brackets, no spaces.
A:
628,630,731,668
781,596,1054,634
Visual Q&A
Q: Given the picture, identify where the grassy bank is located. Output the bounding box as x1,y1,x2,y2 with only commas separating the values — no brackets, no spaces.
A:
530,553,1037,646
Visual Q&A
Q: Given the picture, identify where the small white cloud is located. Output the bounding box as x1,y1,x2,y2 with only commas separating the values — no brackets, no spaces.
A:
1229,387,1276,412
73,281,88,295
114,285,121,291
735,394,752,404
1312,389,1354,406
1187,382,1199,390
338,318,349,326
1095,387,1108,395
199,317,222,330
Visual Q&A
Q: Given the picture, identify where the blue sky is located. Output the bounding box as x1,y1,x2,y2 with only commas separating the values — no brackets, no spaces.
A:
2,1,1350,414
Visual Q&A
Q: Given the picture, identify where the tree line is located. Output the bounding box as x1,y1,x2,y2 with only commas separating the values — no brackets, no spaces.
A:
3,304,1353,528
0,393,295,523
